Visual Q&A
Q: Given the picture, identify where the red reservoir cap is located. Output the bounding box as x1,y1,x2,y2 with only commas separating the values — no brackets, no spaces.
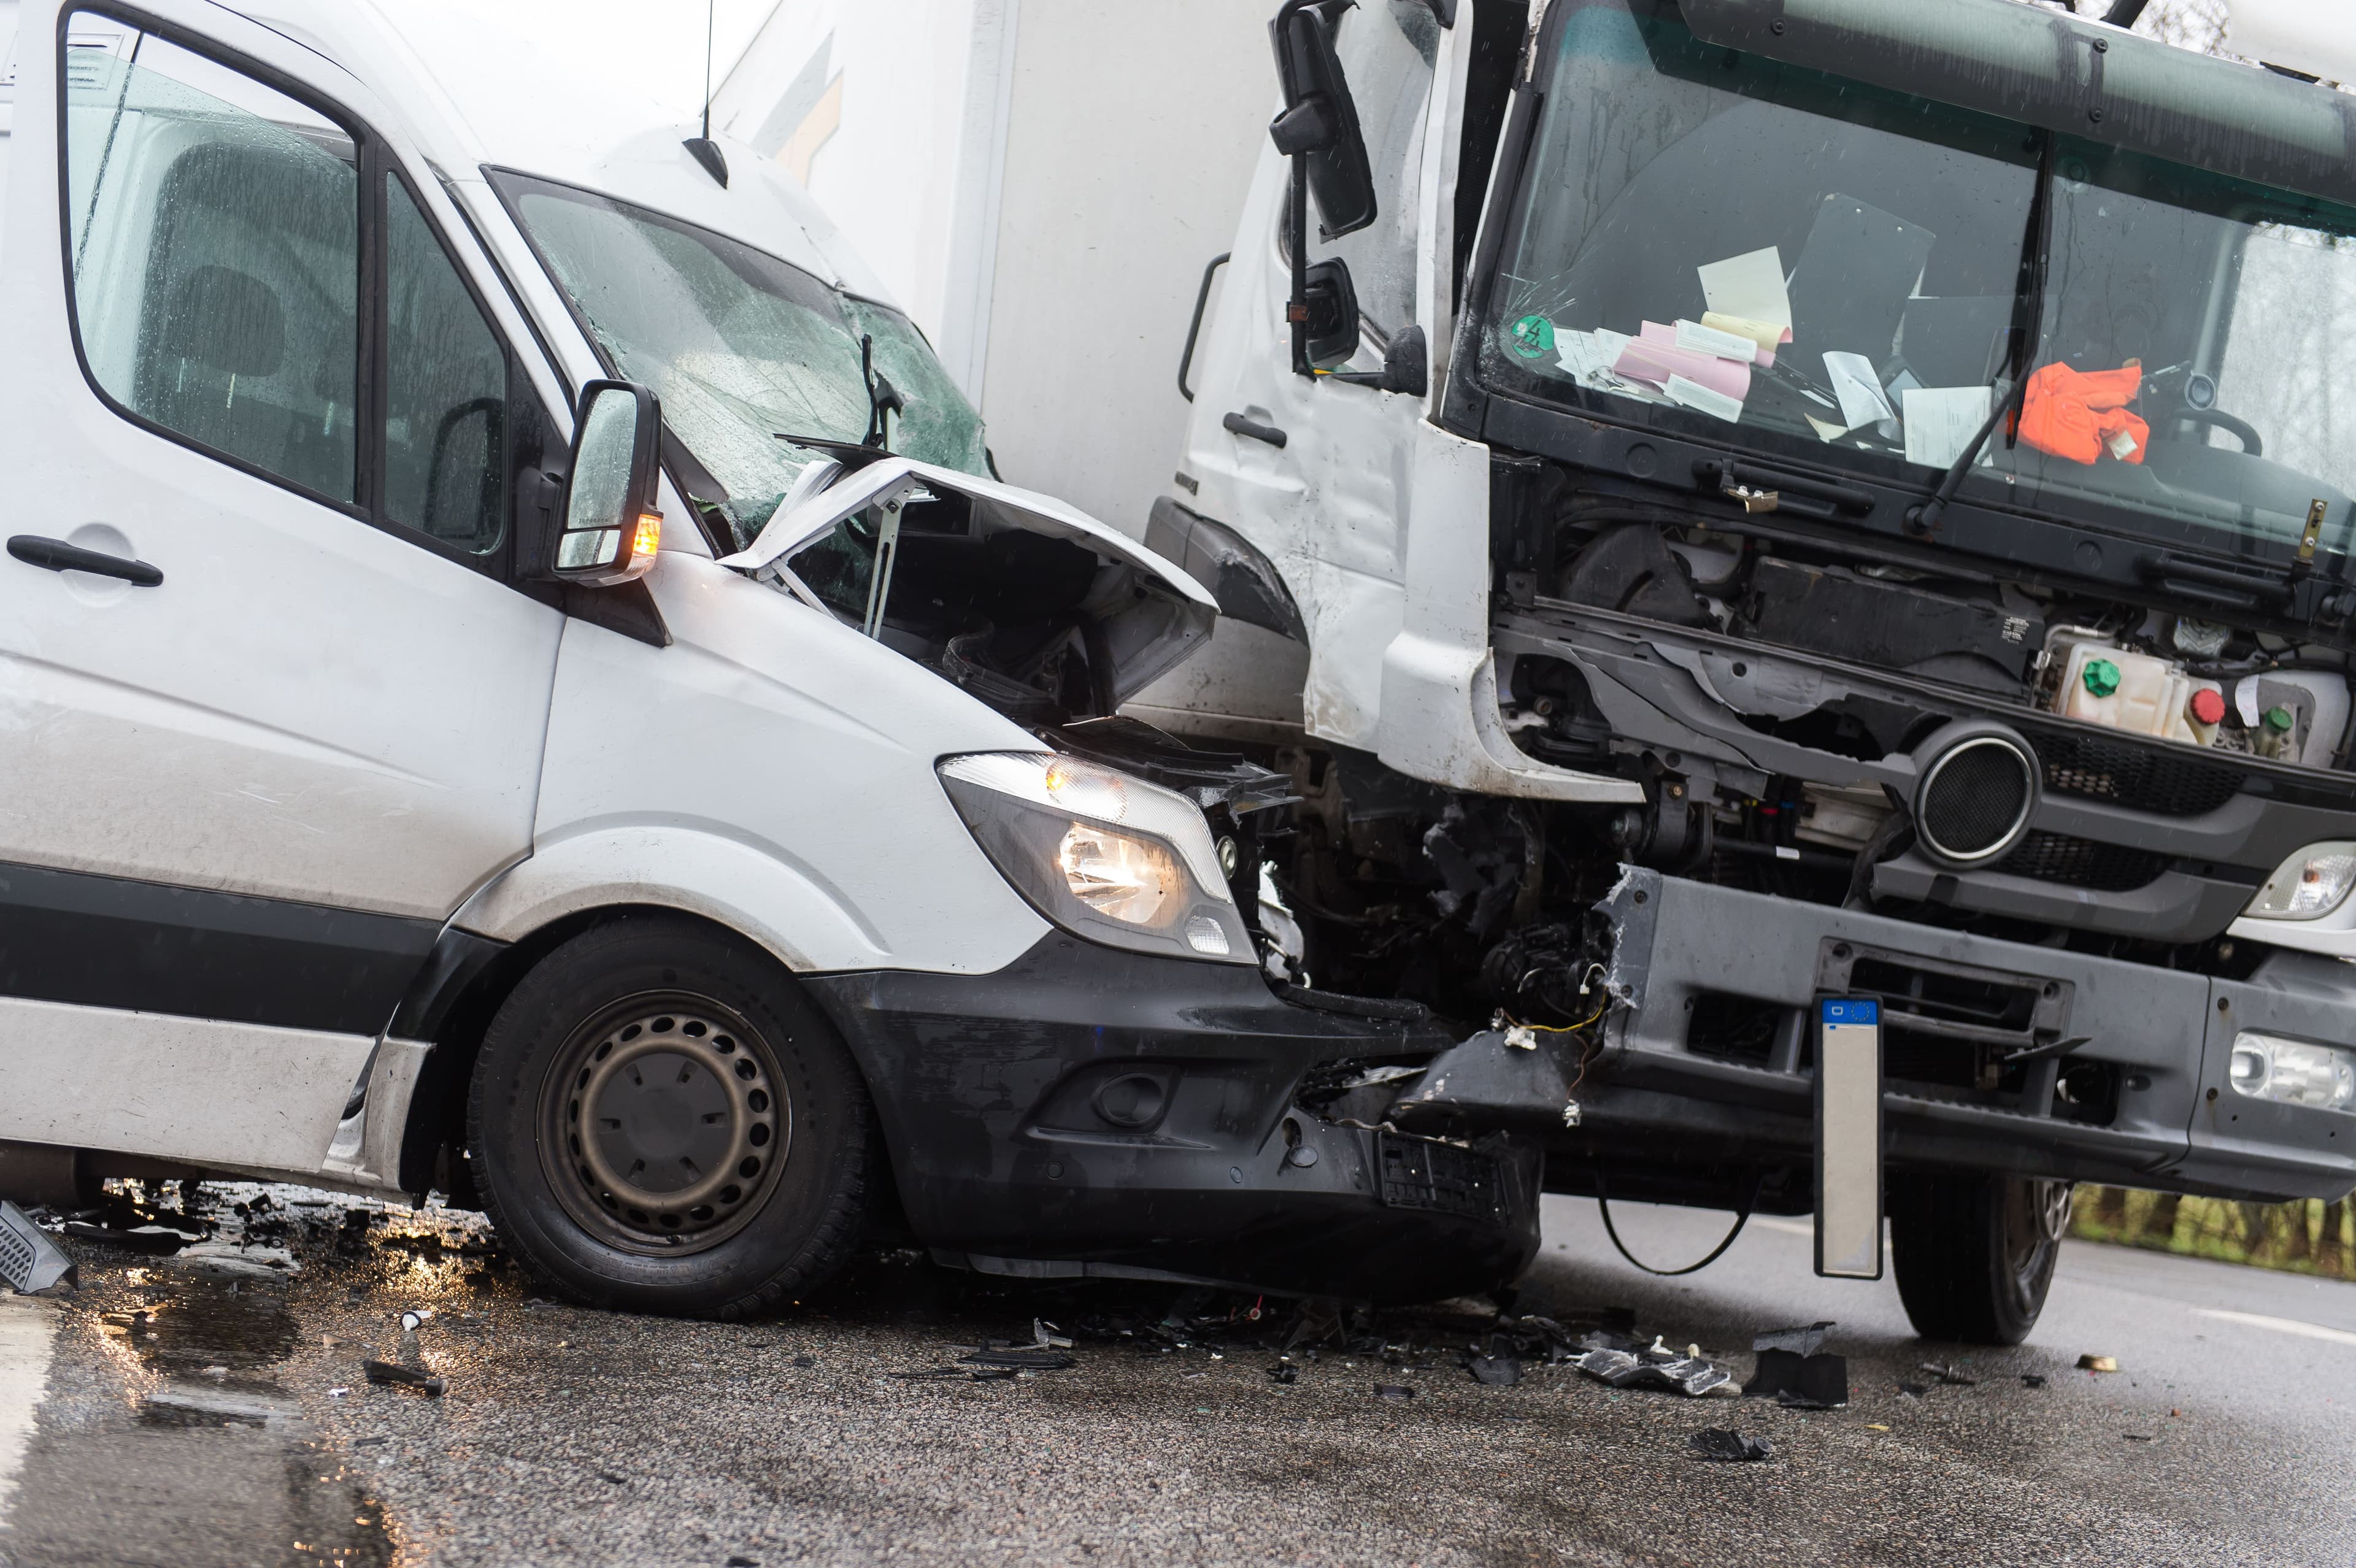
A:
2189,687,2227,727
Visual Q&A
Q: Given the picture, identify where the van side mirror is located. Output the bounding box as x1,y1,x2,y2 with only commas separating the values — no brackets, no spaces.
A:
549,380,663,586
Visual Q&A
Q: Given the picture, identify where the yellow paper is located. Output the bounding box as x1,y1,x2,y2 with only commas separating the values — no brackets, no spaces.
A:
1701,312,1788,357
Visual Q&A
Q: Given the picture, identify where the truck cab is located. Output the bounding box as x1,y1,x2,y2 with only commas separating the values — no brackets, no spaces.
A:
0,0,1542,1314
1160,0,2356,1340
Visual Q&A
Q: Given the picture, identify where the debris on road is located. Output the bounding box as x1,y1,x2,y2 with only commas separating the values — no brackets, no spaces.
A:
1898,1382,1929,1398
1374,1383,1416,1400
1751,1321,1834,1356
362,1359,446,1397
0,1201,77,1293
1573,1340,1732,1397
1688,1428,1774,1462
1466,1355,1524,1386
61,1220,196,1255
1919,1361,1978,1386
958,1343,1076,1371
169,1242,299,1284
1268,1362,1298,1385
1743,1323,1847,1408
2078,1354,2119,1373
2022,1374,2049,1388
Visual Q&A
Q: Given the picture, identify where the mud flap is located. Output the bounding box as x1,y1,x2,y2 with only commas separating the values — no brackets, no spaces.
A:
1817,999,1884,1279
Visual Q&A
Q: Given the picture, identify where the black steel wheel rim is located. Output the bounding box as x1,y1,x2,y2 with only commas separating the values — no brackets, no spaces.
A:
536,993,793,1257
2004,1178,2073,1312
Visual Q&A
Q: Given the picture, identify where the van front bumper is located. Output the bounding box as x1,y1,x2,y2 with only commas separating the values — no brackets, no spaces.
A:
1580,868,2356,1204
803,937,1540,1303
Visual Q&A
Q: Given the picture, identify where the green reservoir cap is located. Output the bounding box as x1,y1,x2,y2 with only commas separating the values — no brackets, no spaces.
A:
2082,658,2122,698
2264,705,2295,733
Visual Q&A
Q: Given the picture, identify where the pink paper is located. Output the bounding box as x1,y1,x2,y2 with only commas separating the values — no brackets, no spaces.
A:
1612,322,1752,404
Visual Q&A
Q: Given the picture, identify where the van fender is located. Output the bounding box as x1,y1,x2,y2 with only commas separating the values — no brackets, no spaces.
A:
449,822,905,973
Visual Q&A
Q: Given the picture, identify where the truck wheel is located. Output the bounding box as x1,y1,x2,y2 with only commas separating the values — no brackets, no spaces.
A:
467,915,871,1318
1889,1174,2072,1345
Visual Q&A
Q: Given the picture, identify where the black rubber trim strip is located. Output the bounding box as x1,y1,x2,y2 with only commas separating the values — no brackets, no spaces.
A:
0,861,439,1035
385,926,509,1042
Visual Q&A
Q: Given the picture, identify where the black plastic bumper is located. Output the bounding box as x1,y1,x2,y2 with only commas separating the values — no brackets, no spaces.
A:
803,936,1541,1302
1584,868,2356,1203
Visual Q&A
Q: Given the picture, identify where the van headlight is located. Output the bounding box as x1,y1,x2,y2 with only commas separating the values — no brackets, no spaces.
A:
2228,1032,2356,1113
938,753,1253,964
2244,842,2356,921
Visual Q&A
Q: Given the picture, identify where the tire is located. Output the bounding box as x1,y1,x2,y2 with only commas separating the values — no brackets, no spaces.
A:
1889,1173,2073,1345
467,914,872,1318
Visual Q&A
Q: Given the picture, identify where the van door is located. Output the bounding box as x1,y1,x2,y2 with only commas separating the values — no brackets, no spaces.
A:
0,6,562,1175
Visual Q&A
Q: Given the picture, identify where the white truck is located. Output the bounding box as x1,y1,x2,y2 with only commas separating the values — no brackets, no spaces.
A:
0,0,1543,1314
1143,0,2356,1342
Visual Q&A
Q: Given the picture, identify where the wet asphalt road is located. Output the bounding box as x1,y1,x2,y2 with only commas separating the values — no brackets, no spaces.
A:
1,1188,2351,1568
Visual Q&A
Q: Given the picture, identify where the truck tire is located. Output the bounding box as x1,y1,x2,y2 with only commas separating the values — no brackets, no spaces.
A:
467,914,871,1318
1889,1174,2072,1345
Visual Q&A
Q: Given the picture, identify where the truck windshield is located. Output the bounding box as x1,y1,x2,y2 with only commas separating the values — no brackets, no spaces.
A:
494,173,988,547
1481,0,2356,566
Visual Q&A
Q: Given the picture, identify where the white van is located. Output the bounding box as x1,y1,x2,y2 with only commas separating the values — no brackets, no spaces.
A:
0,0,1539,1314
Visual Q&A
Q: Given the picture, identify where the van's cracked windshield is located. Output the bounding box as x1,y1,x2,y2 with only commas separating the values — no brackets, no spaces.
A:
1484,2,2356,561
498,173,989,549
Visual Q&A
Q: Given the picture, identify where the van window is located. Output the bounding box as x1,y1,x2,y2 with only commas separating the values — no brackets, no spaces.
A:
63,17,359,502
384,175,506,553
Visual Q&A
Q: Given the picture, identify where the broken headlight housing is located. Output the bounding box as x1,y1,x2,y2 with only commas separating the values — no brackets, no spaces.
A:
2228,1032,2356,1113
938,753,1253,965
2243,842,2356,921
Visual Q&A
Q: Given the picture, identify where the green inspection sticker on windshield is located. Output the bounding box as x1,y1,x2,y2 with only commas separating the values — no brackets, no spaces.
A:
1509,314,1557,360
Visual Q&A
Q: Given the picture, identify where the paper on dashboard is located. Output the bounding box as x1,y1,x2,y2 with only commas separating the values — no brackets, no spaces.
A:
1557,327,1633,383
1822,352,1895,431
1697,247,1792,365
1903,386,1995,469
1614,322,1752,404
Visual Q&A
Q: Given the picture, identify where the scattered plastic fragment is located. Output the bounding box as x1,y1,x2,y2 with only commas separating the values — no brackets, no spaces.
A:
1467,1355,1523,1387
1688,1427,1774,1462
2077,1354,2118,1373
61,1221,194,1256
1919,1361,1977,1387
959,1343,1076,1370
2122,1432,2155,1442
352,1436,387,1447
726,1555,760,1567
1864,1423,1890,1431
2022,1374,2047,1388
361,1360,445,1396
1032,1318,1074,1350
1268,1363,1298,1385
1746,1345,1847,1408
1573,1345,1731,1397
1752,1321,1835,1356
0,1201,77,1294
1374,1383,1417,1400
1898,1382,1928,1399
792,1355,814,1368
328,1388,349,1399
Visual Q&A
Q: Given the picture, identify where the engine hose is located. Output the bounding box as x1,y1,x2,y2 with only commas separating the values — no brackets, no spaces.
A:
1594,1168,1761,1277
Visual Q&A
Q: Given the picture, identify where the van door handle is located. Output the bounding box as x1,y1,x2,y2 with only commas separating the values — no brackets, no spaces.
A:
7,536,163,586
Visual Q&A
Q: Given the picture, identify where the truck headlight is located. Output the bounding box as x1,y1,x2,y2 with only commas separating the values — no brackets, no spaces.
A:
938,753,1253,964
2243,842,2356,921
2228,1032,2356,1113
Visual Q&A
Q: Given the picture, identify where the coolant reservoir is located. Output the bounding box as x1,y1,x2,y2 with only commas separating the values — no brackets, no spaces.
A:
2054,642,2221,747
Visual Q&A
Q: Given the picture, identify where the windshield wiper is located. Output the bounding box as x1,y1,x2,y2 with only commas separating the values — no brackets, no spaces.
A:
1912,129,2055,537
858,334,907,450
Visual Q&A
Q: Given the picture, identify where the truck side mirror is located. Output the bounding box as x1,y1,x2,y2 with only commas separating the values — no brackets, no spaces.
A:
1269,1,1376,239
1269,2,1376,378
550,380,663,586
1302,258,1362,368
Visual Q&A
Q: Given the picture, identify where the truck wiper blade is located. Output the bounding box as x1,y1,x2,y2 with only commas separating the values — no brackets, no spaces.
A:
1913,130,2055,537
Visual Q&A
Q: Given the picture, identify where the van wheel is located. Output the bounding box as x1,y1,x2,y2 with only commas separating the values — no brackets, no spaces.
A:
467,915,871,1318
1889,1174,2072,1345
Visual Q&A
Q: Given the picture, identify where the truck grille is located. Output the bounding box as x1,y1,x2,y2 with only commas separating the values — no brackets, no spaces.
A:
1998,831,2170,892
2030,731,2242,817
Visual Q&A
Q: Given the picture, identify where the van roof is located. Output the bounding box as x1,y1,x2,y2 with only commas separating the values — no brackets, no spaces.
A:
207,0,895,306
